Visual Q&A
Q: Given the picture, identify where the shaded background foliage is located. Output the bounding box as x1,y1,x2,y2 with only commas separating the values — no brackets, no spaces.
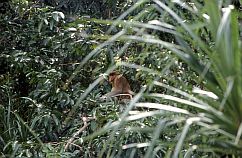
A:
0,1,151,157
39,0,133,19
0,0,241,157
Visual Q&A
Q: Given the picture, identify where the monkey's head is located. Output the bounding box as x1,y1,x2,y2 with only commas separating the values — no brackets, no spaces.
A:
108,71,120,83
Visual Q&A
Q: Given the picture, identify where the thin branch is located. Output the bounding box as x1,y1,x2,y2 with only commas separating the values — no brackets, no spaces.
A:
64,116,95,151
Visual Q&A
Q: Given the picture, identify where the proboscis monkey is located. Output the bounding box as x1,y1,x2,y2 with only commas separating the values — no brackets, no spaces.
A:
101,72,134,100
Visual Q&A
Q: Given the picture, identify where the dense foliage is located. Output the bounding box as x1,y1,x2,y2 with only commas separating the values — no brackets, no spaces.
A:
0,0,241,157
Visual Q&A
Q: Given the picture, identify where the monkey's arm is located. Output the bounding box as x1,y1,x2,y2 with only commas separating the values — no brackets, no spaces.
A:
127,90,135,95
100,81,123,100
103,89,122,98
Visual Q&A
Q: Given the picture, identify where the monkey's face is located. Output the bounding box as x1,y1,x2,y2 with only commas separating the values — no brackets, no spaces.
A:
108,74,116,83
108,72,119,83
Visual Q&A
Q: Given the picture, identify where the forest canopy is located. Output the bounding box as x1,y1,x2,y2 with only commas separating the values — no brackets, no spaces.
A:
0,0,242,157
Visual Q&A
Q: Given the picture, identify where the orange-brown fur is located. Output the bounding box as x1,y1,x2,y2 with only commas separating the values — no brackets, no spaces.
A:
102,72,133,100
